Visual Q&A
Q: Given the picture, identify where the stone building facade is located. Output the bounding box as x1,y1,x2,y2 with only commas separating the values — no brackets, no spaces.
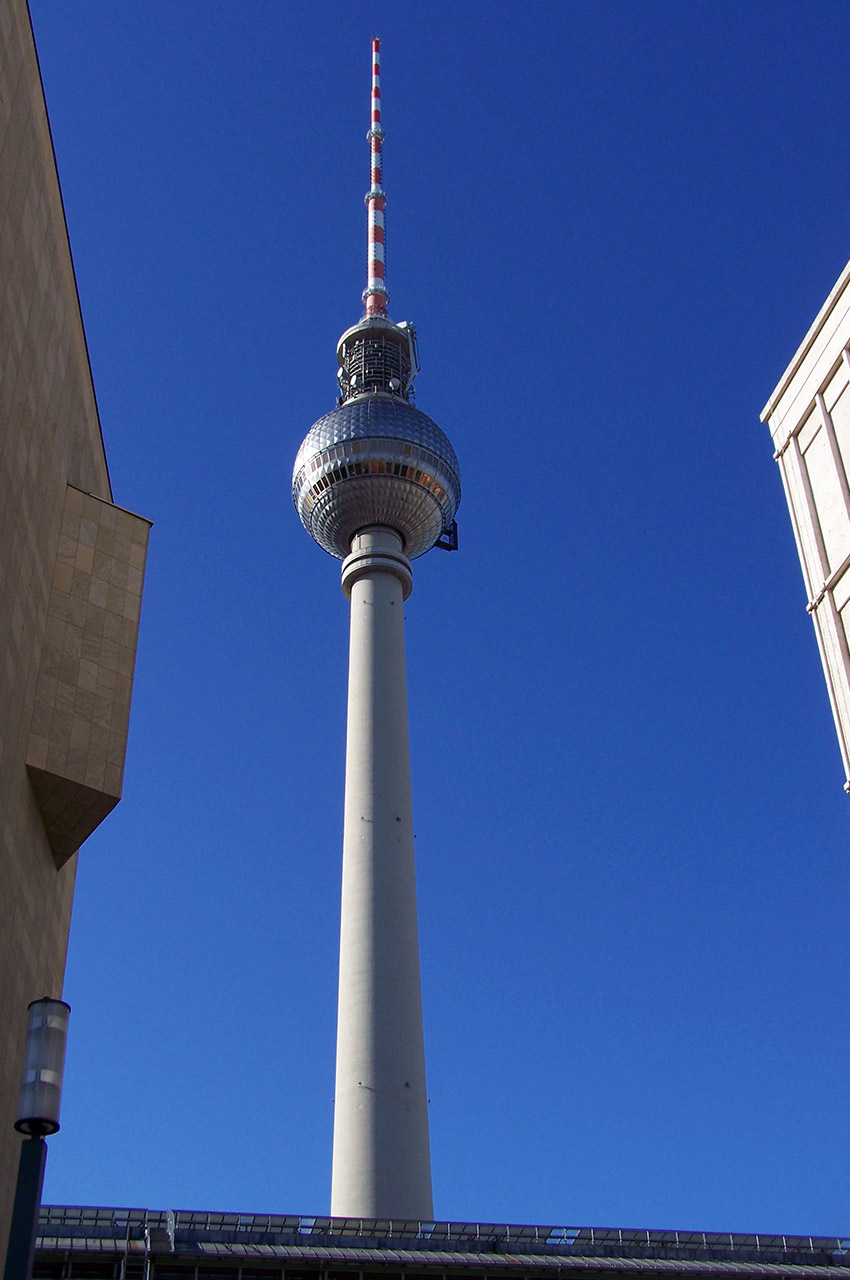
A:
0,1,149,1263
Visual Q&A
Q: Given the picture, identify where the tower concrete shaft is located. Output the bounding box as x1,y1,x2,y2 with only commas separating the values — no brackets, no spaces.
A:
331,526,433,1220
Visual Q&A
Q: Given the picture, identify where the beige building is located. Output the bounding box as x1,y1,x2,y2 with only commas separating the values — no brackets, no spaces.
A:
762,259,850,791
0,0,150,1263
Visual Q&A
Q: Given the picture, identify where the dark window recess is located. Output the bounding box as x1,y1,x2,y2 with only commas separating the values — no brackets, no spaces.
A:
32,1264,64,1280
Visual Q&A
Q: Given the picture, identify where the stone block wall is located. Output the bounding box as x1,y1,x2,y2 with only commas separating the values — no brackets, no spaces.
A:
0,1,150,1261
27,486,150,865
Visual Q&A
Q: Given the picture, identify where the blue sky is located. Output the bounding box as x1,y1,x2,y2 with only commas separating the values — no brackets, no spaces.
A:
29,0,850,1237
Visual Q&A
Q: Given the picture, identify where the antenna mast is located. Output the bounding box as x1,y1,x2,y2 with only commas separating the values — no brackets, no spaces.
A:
364,37,388,317
293,42,461,1216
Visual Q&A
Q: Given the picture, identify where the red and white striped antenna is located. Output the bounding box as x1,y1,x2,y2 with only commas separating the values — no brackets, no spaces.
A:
363,37,389,317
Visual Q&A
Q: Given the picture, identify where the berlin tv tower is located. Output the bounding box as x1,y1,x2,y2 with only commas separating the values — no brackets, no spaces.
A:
293,40,461,1221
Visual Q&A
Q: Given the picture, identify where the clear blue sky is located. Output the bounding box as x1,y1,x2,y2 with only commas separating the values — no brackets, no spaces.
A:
29,0,850,1238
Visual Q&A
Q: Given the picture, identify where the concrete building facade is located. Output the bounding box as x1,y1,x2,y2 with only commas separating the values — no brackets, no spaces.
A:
0,1,150,1263
762,259,850,790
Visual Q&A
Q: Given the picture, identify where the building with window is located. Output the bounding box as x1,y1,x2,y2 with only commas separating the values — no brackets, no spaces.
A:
761,259,850,790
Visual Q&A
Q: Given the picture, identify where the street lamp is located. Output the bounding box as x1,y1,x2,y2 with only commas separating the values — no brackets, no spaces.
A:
3,998,70,1280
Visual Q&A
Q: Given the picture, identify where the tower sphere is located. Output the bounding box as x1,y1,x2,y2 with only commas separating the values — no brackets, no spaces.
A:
296,36,452,1222
293,319,460,560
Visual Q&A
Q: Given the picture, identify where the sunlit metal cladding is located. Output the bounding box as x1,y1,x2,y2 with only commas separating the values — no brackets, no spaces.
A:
292,390,460,560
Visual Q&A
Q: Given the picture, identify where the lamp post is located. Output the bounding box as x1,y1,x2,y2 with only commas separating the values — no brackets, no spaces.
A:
3,998,70,1280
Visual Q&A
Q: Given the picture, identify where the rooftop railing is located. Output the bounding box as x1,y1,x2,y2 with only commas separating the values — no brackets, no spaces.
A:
37,1207,850,1262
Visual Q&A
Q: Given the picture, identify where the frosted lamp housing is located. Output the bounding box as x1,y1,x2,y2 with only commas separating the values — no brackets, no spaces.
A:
15,998,70,1135
293,396,461,560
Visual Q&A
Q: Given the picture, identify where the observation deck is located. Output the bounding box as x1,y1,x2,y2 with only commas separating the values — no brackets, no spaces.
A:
293,315,460,561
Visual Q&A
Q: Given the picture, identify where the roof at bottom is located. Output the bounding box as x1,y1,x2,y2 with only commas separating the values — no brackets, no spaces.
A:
34,1207,850,1280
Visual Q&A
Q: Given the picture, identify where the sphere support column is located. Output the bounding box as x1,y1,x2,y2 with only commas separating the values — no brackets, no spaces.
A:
332,526,433,1220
